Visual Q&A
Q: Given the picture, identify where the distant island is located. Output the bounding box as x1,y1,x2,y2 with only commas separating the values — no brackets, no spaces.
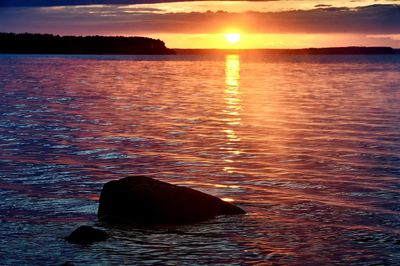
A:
0,32,175,55
176,47,400,55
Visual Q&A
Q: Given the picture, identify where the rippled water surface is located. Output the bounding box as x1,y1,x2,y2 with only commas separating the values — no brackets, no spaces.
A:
1,54,400,265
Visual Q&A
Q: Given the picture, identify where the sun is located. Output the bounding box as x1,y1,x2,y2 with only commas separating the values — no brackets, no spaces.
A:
224,33,241,44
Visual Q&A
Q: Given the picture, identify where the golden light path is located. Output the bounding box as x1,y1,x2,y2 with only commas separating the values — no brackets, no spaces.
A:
222,55,242,176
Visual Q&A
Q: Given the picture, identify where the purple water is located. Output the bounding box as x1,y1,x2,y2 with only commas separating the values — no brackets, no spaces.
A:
1,54,400,265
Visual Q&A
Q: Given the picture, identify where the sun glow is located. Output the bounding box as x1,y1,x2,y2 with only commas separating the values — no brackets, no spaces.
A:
224,33,241,44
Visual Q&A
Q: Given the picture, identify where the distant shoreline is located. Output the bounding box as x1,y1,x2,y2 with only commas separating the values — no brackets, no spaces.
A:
0,32,175,55
175,47,400,55
1,33,399,56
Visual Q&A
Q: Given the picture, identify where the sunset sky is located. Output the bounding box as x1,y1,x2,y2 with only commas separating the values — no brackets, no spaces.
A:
1,0,399,48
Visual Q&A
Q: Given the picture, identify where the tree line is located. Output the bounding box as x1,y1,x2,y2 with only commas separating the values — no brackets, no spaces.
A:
0,32,175,55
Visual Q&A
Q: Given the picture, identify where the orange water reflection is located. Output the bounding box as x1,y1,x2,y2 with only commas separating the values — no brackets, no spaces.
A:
1,55,400,264
224,55,242,126
222,55,243,173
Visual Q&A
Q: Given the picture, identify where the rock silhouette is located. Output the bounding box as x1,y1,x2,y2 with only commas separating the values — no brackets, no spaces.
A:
98,176,246,224
65,225,109,244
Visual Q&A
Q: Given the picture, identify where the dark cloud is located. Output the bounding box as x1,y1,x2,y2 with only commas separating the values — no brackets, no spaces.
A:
314,4,332,8
0,4,399,35
0,0,277,7
0,0,133,7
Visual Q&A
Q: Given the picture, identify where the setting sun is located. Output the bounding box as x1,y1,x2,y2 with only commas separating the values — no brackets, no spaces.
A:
224,33,241,44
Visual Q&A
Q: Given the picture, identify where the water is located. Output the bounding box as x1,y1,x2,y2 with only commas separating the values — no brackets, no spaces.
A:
1,54,400,265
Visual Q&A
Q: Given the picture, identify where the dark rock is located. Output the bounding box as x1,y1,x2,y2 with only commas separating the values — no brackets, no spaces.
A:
354,236,376,243
60,262,75,266
98,176,245,224
65,226,109,244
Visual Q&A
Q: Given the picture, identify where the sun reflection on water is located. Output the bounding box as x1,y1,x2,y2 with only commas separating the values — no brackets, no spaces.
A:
222,55,243,169
224,55,242,124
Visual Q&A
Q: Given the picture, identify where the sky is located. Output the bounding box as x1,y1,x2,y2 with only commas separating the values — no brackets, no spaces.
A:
0,0,399,48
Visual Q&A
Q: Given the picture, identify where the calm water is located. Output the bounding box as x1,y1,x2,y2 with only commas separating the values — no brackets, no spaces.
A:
1,54,400,265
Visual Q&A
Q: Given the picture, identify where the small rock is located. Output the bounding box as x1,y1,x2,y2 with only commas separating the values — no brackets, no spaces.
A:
354,237,376,243
65,225,109,244
98,176,246,224
60,262,75,266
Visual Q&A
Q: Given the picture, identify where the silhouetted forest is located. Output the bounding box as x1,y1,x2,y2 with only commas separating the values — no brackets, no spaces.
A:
0,33,175,55
296,47,398,55
176,47,399,55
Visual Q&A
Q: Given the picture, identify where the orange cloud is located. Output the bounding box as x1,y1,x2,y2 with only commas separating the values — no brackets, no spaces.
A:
1,5,399,35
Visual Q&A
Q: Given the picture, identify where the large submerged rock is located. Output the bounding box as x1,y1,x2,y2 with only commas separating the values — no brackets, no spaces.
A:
65,225,109,244
98,176,245,224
